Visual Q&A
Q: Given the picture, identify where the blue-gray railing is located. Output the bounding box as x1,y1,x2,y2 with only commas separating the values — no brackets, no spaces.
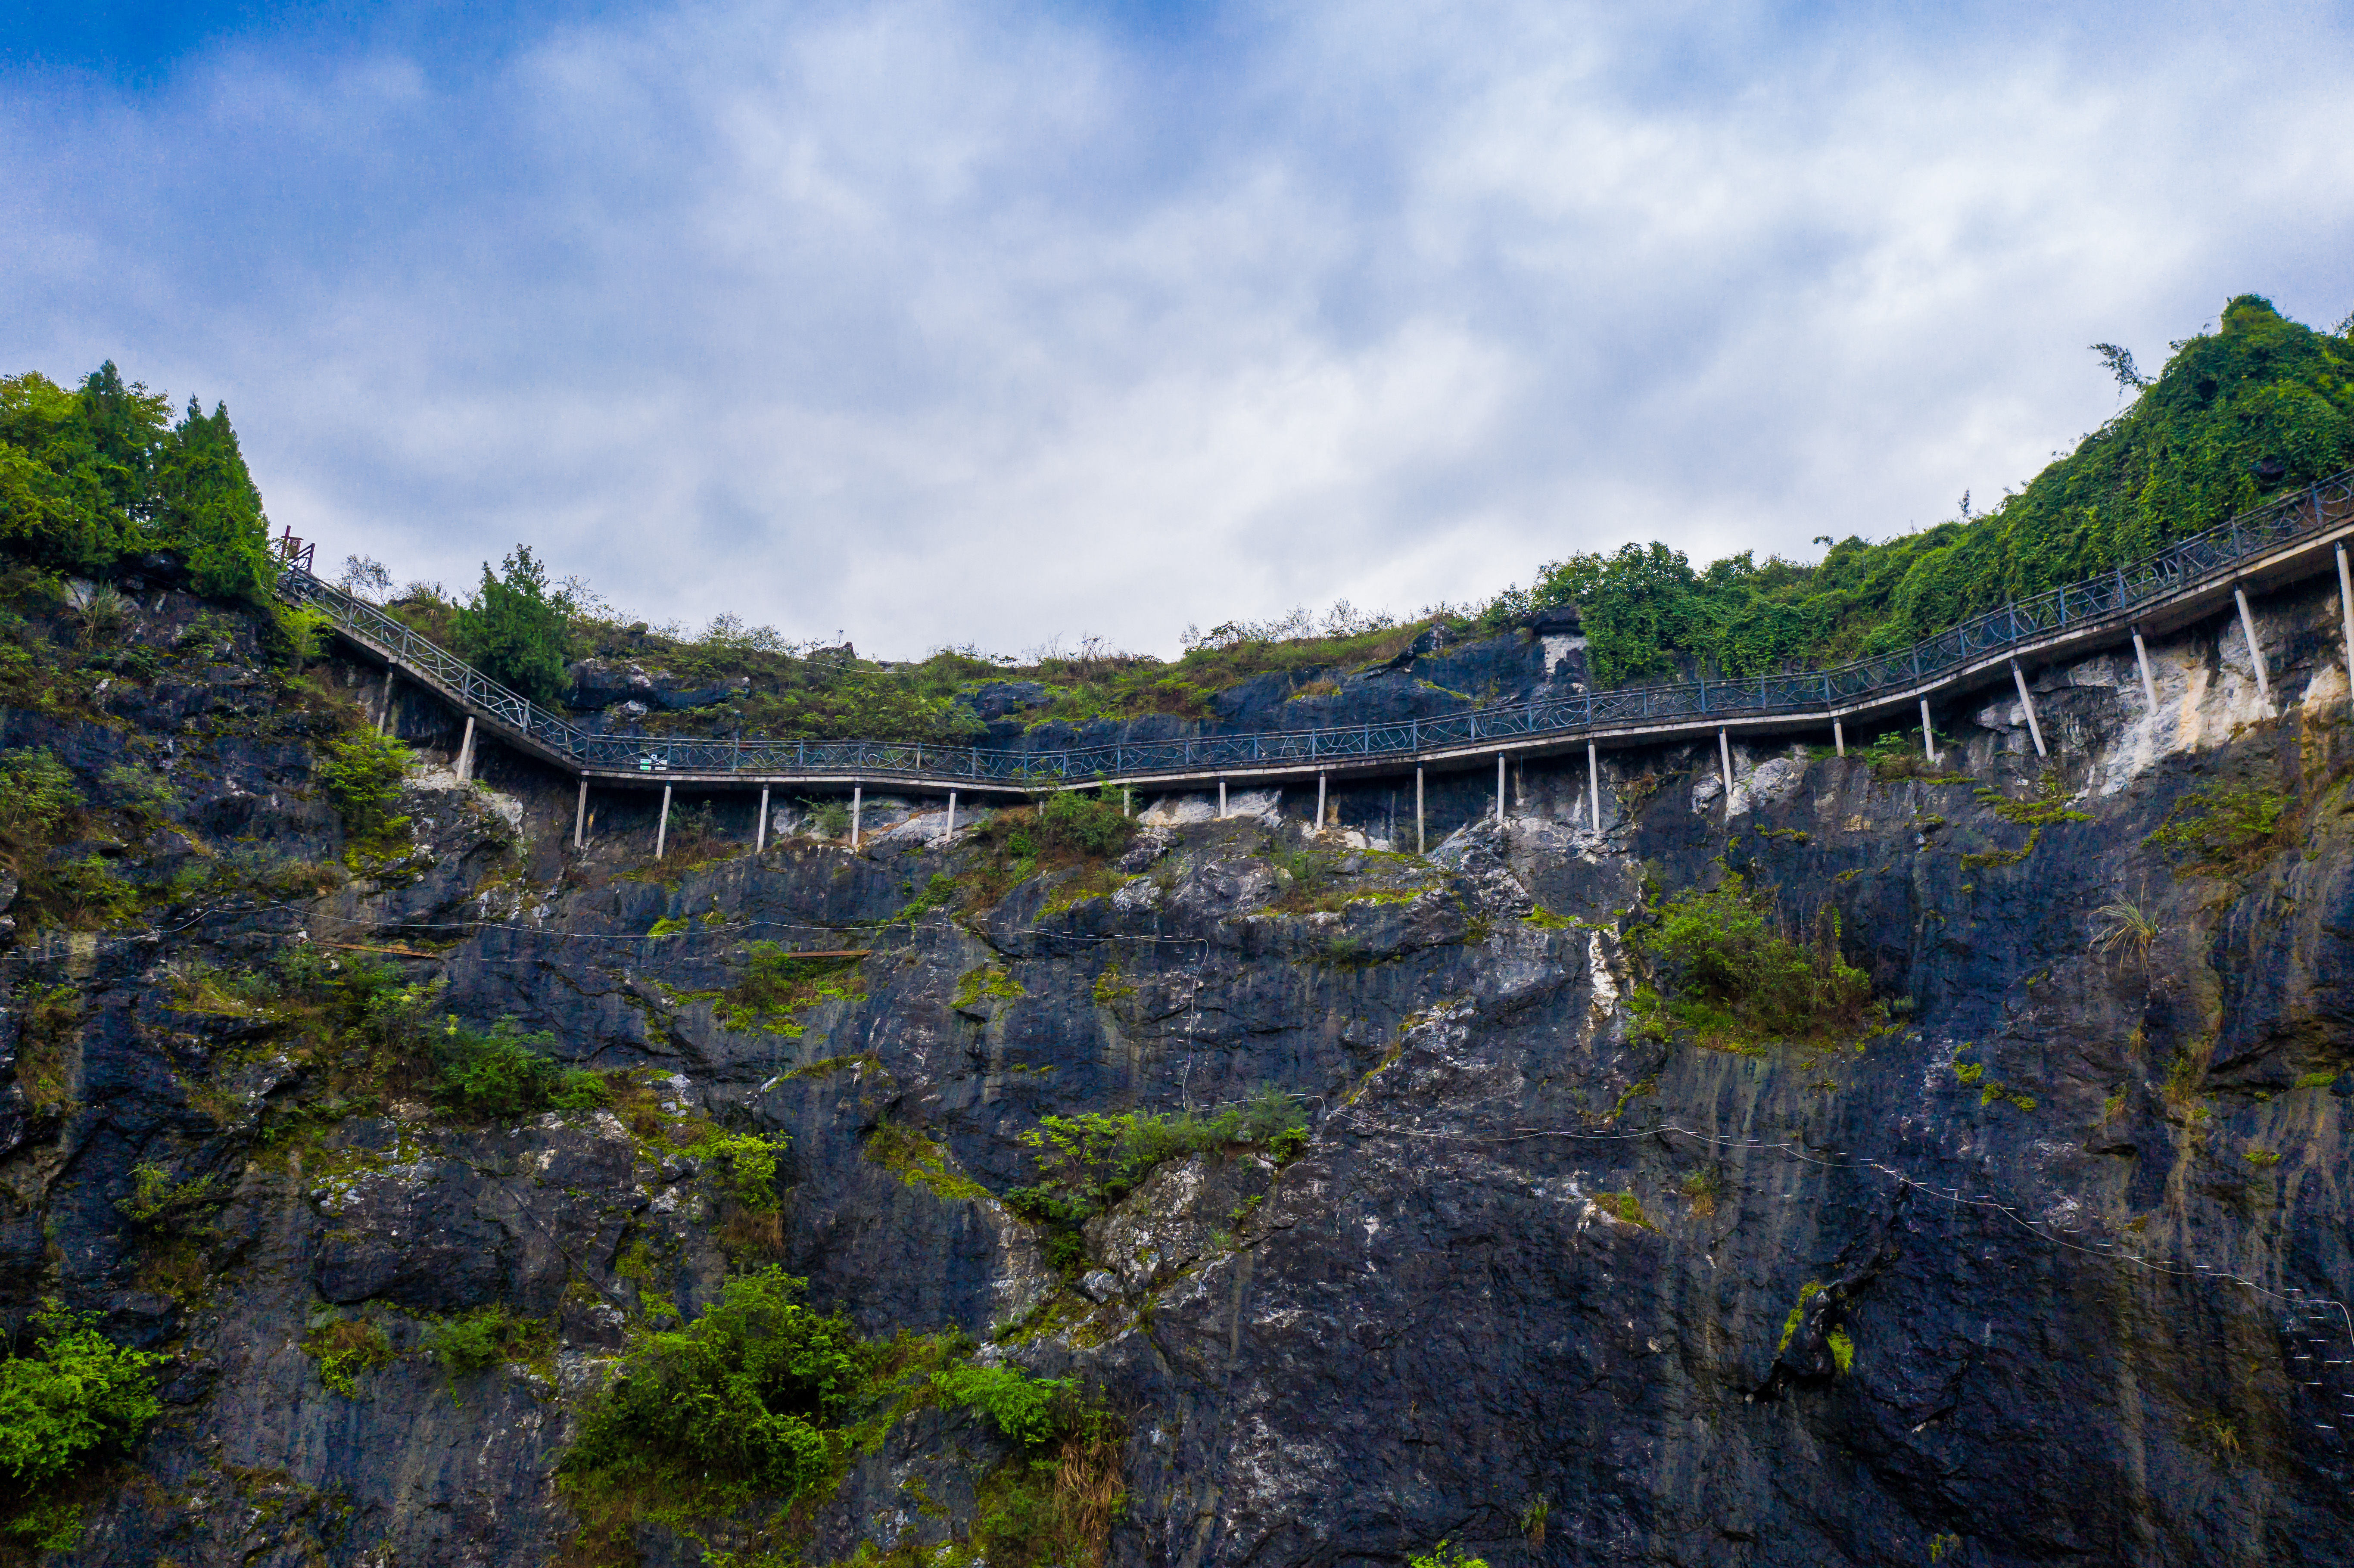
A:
282,467,2354,784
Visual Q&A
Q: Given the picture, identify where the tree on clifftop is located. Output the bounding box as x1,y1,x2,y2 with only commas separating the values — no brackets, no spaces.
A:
0,364,276,608
453,544,569,704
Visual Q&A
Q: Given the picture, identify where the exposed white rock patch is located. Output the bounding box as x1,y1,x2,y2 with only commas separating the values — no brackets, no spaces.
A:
1747,754,1806,808
2085,594,2315,796
1140,787,1284,825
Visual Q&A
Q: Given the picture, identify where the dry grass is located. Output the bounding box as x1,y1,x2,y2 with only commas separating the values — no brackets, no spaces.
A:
648,803,747,870
2090,892,2160,968
1045,1423,1129,1568
15,984,78,1114
717,1207,785,1261
135,1238,212,1304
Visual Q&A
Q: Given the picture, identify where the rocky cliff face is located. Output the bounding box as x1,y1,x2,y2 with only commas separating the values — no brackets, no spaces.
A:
7,571,2354,1568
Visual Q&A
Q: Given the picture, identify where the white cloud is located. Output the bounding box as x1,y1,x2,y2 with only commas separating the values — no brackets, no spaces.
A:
3,0,2352,656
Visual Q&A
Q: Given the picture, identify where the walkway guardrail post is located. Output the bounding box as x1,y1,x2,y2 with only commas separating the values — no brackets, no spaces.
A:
2337,544,2354,719
2234,585,2275,709
2010,659,2047,758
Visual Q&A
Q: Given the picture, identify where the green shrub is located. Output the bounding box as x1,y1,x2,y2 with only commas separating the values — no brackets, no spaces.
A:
1409,1541,1491,1568
931,1364,1073,1448
1634,871,1873,1045
719,945,864,1032
432,1017,609,1122
560,1268,873,1505
114,1163,225,1230
100,763,177,819
948,1391,1129,1568
315,729,412,859
1003,1091,1308,1250
452,544,570,704
23,853,142,930
0,1301,164,1487
2145,781,2289,875
1235,1084,1311,1159
1591,1190,1654,1230
0,747,80,856
963,788,1134,906
691,1128,791,1211
1037,786,1133,858
1862,727,1953,781
425,1306,545,1377
303,1316,392,1398
953,964,1026,1010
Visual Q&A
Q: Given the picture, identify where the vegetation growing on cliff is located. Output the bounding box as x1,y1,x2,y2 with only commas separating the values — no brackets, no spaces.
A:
560,1267,1111,1567
1632,871,1874,1047
948,788,1137,911
563,1268,875,1509
706,945,867,1034
431,1016,612,1121
315,729,414,866
0,747,135,931
2145,778,2292,875
0,366,278,612
1500,296,2354,684
451,544,572,704
1003,1092,1308,1270
0,1302,166,1549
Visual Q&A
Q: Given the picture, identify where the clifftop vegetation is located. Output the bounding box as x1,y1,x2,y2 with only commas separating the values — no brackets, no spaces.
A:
1501,295,2354,685
10,296,2349,745
0,365,279,618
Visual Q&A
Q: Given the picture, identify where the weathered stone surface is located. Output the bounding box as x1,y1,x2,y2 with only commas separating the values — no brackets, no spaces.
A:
7,578,2354,1565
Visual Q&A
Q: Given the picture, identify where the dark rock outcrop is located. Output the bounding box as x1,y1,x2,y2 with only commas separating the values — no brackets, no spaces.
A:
3,575,2352,1566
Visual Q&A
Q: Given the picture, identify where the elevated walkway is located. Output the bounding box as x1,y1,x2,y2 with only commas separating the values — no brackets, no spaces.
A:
282,469,2354,832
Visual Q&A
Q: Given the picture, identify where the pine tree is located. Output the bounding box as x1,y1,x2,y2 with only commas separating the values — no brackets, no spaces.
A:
454,545,570,704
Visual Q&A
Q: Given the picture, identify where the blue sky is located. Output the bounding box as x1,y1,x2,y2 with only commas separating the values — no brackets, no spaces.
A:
7,0,2353,656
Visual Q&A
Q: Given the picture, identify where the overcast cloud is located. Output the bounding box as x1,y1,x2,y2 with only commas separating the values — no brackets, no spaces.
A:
4,0,2352,656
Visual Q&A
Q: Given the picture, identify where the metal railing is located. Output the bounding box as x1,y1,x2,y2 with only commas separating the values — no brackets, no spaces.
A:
280,467,2354,785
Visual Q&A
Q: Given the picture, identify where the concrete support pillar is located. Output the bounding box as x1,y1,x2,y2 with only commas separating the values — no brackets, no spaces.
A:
1919,700,1939,764
1717,729,1733,801
2335,544,2354,718
756,786,769,853
1495,754,1506,823
455,715,476,781
573,780,587,849
655,784,672,859
377,671,398,735
1415,767,1425,855
1317,772,1327,831
851,785,863,848
945,791,957,841
1218,779,1227,820
2131,626,2159,712
2010,658,2048,758
1833,718,1845,757
1587,742,1600,832
1123,787,1131,818
2235,586,2274,708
